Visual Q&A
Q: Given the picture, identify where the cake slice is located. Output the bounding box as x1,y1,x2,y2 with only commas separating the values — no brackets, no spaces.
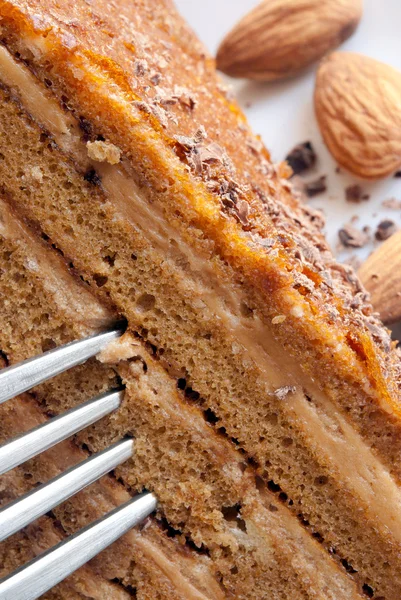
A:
0,196,361,599
0,1,400,598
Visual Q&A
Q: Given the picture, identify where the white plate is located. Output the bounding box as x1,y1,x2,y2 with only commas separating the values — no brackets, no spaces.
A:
176,0,401,267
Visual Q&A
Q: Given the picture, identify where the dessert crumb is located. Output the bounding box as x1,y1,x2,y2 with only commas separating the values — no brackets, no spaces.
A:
98,334,141,363
272,315,286,324
286,141,316,175
274,385,296,400
382,197,401,210
87,140,121,165
345,184,369,203
338,223,370,248
304,175,327,197
375,219,398,241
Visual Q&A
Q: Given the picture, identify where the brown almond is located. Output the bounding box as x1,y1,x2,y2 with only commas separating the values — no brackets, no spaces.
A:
216,0,362,81
359,230,401,324
315,52,401,179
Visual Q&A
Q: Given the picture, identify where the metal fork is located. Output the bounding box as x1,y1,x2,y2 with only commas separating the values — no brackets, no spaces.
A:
0,327,158,600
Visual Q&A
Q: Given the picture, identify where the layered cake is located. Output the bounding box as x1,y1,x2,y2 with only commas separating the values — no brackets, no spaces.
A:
0,1,400,598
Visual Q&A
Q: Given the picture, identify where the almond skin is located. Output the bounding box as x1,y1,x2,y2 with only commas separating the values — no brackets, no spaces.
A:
315,52,401,179
359,230,401,324
216,0,362,81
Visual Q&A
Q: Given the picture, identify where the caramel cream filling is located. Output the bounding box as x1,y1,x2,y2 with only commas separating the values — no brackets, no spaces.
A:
245,505,358,599
132,536,224,600
1,44,401,546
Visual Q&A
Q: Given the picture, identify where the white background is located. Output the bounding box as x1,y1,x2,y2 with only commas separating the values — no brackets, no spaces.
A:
175,0,401,266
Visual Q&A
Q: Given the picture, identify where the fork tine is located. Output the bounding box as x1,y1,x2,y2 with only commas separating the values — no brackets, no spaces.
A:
0,438,134,542
0,327,123,405
0,389,124,476
0,491,157,600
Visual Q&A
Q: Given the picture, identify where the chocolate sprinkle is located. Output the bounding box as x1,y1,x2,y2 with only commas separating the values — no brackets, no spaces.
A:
285,141,316,175
375,219,398,241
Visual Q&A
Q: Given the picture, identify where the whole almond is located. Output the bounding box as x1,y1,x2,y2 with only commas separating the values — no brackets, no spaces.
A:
359,230,401,324
216,0,362,81
315,52,401,179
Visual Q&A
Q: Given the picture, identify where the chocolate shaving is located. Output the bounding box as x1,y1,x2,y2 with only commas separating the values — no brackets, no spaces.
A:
150,72,161,86
304,175,327,197
192,143,225,175
260,237,275,248
150,104,168,128
345,184,370,203
194,126,207,143
156,85,197,110
173,85,197,110
196,142,224,164
285,141,316,175
293,271,315,292
220,180,240,209
320,269,334,289
133,100,169,128
375,219,398,241
338,223,370,248
174,128,227,177
174,134,197,148
174,126,207,149
236,200,250,226
324,303,340,321
134,59,148,76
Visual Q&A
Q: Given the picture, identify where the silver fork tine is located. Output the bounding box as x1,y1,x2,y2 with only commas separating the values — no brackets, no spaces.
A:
0,491,157,600
0,328,157,598
0,438,134,542
0,389,124,476
0,327,122,405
